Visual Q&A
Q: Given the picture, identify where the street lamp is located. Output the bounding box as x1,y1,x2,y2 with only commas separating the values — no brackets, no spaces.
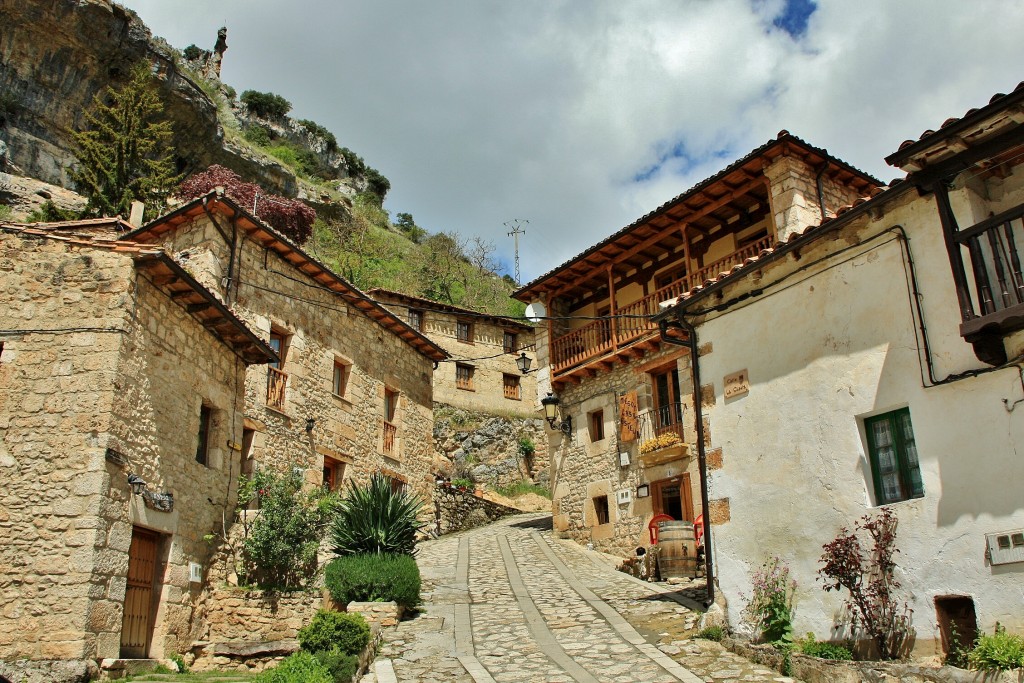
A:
515,352,532,374
541,392,572,433
127,473,147,496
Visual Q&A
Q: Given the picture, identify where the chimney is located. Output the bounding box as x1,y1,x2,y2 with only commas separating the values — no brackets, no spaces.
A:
128,201,145,228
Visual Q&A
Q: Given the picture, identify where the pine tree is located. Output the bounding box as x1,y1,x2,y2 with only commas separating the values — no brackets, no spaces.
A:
70,63,180,218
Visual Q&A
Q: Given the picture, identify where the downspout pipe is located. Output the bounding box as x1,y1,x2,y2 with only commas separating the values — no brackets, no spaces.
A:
658,317,714,607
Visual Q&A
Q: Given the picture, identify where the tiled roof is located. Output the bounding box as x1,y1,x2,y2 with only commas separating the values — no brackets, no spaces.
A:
123,191,450,363
886,80,1024,168
7,216,137,233
514,131,882,299
0,223,277,365
367,288,533,331
654,182,898,314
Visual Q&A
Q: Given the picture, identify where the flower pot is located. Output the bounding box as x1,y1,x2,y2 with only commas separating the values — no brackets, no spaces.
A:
639,443,690,467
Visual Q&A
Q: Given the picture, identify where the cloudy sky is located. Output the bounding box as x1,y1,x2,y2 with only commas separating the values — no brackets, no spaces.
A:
120,0,1024,283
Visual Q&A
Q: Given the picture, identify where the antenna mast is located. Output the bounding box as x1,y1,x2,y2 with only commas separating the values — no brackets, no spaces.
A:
505,219,529,286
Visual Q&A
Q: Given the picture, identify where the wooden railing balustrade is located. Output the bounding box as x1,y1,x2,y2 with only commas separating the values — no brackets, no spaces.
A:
958,205,1024,317
266,367,287,411
552,236,774,373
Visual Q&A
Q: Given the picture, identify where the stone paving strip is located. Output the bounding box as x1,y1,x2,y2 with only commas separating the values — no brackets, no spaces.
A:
365,514,799,683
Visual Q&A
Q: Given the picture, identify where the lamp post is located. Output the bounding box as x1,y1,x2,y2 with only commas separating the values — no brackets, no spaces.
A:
541,392,571,433
515,352,532,374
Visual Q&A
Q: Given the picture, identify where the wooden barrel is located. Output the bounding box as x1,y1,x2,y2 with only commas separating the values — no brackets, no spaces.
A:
657,521,698,579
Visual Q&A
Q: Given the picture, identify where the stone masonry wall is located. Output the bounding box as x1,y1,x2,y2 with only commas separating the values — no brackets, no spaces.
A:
549,343,716,557
433,484,523,535
433,404,549,489
148,213,438,505
203,588,319,646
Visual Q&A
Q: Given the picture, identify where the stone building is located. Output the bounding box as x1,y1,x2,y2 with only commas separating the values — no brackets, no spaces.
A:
513,132,880,557
0,224,274,666
124,193,448,501
652,84,1024,657
369,288,538,414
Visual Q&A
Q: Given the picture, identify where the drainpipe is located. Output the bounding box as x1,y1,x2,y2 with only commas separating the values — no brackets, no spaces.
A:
658,317,714,607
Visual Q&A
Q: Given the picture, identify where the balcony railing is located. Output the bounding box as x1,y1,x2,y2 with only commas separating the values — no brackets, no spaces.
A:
267,367,287,411
552,236,774,373
637,402,686,444
959,205,1024,319
382,421,397,455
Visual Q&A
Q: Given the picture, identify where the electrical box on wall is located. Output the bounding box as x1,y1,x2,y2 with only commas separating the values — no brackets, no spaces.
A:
189,562,203,583
619,452,630,467
616,489,632,505
986,529,1024,565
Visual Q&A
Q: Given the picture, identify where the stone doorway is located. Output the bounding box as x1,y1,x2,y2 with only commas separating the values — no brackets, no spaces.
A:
120,527,160,658
652,474,694,522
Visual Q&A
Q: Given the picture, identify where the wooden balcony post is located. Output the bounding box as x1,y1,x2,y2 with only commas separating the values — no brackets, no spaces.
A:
607,265,618,349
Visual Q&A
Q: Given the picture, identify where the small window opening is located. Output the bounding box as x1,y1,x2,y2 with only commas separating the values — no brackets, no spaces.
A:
196,404,212,466
593,495,610,525
588,409,605,442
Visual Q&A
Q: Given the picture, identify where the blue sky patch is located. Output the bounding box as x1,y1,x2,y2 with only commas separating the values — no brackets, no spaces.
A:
772,0,816,38
632,141,733,184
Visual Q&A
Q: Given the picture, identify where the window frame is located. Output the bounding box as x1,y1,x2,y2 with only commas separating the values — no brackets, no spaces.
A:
196,404,212,466
383,388,399,423
503,373,521,400
588,409,605,442
593,495,610,525
456,363,474,391
332,358,351,397
456,320,474,344
408,309,424,332
865,407,924,505
503,331,518,354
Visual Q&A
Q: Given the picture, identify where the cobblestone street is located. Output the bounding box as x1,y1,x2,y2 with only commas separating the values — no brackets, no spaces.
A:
366,514,798,683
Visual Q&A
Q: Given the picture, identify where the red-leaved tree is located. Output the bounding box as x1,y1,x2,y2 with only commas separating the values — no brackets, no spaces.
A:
818,507,913,659
178,165,316,243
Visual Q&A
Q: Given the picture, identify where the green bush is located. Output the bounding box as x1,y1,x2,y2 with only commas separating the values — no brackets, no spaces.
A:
169,653,188,673
330,473,424,556
182,44,203,61
241,90,292,118
297,610,370,656
223,85,236,101
494,482,551,499
26,201,79,223
325,553,421,609
968,624,1024,671
517,436,536,457
255,651,332,683
314,648,359,683
799,634,852,660
244,124,272,147
695,626,725,641
297,119,338,152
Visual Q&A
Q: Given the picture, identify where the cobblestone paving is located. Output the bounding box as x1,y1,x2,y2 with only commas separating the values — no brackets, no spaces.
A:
367,514,800,683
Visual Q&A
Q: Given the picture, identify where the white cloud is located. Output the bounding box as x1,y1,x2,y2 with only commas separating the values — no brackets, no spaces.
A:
120,0,1024,282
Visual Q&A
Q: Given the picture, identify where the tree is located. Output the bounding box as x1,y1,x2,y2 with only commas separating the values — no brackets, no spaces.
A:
178,165,316,243
70,63,180,218
240,90,292,118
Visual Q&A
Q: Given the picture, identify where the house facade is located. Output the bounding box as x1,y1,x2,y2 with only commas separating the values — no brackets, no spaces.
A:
369,288,538,413
125,193,448,501
513,133,880,556
654,86,1024,656
0,224,274,664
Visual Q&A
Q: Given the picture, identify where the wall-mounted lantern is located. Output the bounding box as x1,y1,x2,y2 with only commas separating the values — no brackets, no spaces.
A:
541,392,572,433
305,418,316,433
515,352,533,374
127,473,147,496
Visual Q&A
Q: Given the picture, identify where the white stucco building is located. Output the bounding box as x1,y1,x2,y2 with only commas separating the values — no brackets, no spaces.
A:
657,83,1024,657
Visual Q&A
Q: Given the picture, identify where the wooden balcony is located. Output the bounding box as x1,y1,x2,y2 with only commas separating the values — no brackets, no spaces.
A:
382,420,397,456
267,367,287,411
552,236,773,374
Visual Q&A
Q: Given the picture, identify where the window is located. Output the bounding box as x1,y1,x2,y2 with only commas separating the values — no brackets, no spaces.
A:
408,309,424,331
196,405,212,465
267,329,289,410
268,330,288,369
322,456,345,491
456,363,474,390
384,388,399,423
332,359,350,396
389,477,406,494
588,409,605,442
456,320,473,343
503,331,518,354
865,408,924,505
503,373,521,400
593,495,610,525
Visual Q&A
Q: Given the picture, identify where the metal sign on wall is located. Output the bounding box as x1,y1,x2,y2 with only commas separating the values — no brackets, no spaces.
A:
619,390,639,441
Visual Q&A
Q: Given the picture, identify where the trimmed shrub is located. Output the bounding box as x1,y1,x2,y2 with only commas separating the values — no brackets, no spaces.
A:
314,649,360,683
968,624,1024,671
325,553,421,609
254,651,331,683
297,610,370,656
330,473,424,556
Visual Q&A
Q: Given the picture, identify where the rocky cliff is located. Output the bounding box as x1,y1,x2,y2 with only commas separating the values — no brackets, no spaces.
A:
0,0,371,215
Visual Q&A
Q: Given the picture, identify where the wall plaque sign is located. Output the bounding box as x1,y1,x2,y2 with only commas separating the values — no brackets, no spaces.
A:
724,369,750,399
619,391,639,441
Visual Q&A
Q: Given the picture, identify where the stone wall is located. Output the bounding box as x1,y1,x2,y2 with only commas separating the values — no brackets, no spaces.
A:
433,404,549,489
0,232,249,662
203,588,319,647
145,211,438,506
434,484,524,535
548,344,713,557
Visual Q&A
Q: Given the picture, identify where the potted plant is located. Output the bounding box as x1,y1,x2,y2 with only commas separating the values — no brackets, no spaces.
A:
638,433,689,466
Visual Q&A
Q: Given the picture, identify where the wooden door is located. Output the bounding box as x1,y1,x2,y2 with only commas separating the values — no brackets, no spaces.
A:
120,527,159,658
652,474,694,523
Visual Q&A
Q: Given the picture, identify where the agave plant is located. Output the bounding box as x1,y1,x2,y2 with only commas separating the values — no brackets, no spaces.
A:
331,473,425,556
